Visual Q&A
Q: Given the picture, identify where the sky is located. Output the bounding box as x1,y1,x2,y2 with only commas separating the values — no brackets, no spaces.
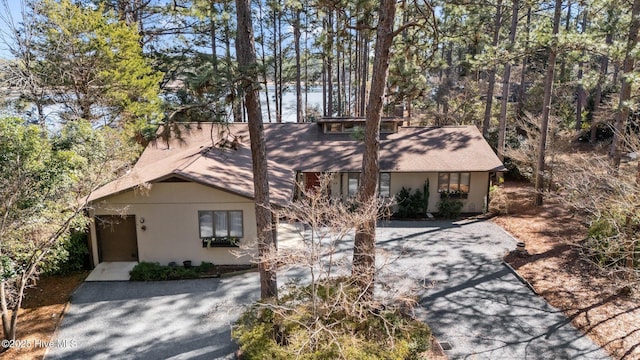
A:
0,0,23,59
0,0,322,123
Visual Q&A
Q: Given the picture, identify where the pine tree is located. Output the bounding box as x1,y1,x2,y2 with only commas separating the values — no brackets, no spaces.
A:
236,0,278,299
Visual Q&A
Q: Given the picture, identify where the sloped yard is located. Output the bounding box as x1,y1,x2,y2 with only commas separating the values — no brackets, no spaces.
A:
496,181,640,359
0,272,87,360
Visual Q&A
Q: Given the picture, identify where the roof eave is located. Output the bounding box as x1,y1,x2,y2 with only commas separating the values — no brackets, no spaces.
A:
89,170,295,208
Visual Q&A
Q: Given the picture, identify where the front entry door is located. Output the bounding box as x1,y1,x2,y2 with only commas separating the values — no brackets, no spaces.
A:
304,172,321,191
96,215,139,262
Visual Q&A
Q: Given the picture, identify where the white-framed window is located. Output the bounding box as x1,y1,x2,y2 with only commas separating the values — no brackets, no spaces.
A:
348,172,360,196
438,172,470,198
346,172,391,197
199,210,243,240
379,172,391,197
323,121,398,134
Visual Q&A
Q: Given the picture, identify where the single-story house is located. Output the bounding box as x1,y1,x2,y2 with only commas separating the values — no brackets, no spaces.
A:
87,119,505,267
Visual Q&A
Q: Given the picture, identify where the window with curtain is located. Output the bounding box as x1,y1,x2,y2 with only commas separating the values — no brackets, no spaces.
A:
437,172,470,198
198,210,243,246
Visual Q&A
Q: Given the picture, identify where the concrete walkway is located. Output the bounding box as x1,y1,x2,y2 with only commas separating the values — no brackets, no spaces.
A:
48,220,609,359
85,262,137,281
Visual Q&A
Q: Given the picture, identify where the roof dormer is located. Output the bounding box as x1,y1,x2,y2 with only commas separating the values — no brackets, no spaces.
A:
317,117,405,134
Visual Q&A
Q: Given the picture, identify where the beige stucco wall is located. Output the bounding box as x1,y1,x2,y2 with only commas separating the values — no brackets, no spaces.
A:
331,172,489,214
391,172,489,213
388,172,437,212
89,182,256,267
466,172,490,213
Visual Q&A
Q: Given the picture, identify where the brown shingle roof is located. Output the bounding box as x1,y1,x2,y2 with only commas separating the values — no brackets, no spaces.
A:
88,124,295,205
89,122,504,203
264,123,505,173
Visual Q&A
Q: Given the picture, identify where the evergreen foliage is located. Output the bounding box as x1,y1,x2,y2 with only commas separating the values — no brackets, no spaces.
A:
586,210,640,269
5,0,163,139
395,187,427,218
129,261,217,281
42,232,89,276
0,0,639,340
437,196,464,219
37,0,162,124
0,117,134,340
232,279,432,360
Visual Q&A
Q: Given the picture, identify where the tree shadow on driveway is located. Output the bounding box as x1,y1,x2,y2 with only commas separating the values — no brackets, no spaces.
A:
418,263,609,359
376,220,610,360
49,220,610,360
47,273,260,360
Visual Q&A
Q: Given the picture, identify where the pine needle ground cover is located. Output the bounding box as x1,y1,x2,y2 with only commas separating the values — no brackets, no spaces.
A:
497,182,640,359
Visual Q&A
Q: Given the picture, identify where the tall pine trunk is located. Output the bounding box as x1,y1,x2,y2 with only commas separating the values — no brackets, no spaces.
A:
326,12,334,117
257,0,272,123
610,0,640,170
517,7,531,118
224,4,241,123
359,29,369,116
352,0,396,299
304,4,309,117
210,2,218,73
482,0,502,138
277,11,283,122
534,0,563,206
235,0,277,299
575,9,588,132
590,30,612,143
272,5,281,122
497,0,519,161
558,0,572,83
210,2,220,120
294,8,303,122
336,23,343,116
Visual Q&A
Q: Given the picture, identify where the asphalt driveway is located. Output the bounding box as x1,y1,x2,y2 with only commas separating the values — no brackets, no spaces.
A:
48,220,609,359
375,220,610,359
47,274,260,359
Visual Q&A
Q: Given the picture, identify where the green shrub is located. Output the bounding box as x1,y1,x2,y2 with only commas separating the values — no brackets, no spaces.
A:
585,212,639,269
395,187,413,218
130,262,167,281
233,279,431,359
43,232,90,275
395,184,429,219
198,261,215,272
437,196,464,219
588,215,620,240
166,266,200,280
130,261,219,281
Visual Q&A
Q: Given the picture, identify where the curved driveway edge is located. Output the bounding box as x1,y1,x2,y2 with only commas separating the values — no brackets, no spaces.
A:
48,219,609,359
375,219,610,359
